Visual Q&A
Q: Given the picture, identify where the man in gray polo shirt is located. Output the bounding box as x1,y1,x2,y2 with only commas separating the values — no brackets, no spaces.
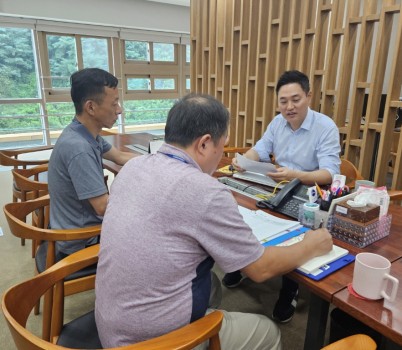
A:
48,68,134,259
95,93,333,349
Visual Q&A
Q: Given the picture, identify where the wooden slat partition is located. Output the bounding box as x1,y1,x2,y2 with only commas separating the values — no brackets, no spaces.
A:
191,0,402,189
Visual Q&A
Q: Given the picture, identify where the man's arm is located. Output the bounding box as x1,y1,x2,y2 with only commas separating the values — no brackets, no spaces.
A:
268,168,332,186
241,228,333,282
88,193,109,216
103,145,135,166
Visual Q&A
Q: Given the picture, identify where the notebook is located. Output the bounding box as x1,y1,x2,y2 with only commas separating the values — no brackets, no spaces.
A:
276,232,349,274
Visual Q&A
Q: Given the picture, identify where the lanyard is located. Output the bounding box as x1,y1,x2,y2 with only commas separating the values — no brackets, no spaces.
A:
158,152,189,164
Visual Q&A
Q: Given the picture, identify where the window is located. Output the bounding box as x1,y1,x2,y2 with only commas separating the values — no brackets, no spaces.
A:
153,43,174,62
123,99,175,126
125,40,149,61
47,35,78,88
125,41,176,63
82,37,109,71
0,22,188,147
154,77,175,90
0,103,42,135
127,77,151,91
0,27,39,99
186,45,191,63
46,102,75,132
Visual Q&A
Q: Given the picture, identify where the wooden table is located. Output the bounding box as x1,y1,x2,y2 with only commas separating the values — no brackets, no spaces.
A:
332,258,402,348
215,162,402,349
102,132,157,174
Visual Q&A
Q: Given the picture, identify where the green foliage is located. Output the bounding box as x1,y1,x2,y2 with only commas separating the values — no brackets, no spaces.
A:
124,99,175,125
47,35,78,88
0,27,39,98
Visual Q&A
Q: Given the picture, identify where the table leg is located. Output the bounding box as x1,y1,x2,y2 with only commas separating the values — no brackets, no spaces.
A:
303,293,330,350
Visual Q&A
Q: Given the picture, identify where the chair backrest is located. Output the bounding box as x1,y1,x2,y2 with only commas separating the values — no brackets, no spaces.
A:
321,334,376,350
2,244,223,350
3,196,101,255
12,164,49,202
340,158,364,189
0,145,53,169
223,146,251,157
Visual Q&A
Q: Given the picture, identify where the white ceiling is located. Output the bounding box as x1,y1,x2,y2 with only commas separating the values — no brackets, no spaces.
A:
146,0,190,6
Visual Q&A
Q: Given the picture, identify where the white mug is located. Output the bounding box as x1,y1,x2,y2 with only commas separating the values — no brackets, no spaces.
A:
353,252,399,301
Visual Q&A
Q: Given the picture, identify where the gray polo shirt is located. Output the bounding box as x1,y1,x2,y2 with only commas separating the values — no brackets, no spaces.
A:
95,143,264,347
48,118,111,254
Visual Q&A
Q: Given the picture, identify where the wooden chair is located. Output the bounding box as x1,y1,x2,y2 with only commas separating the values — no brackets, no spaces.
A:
3,195,100,341
1,145,53,246
321,334,376,350
223,146,250,157
0,145,53,176
2,244,223,350
340,158,364,189
12,164,49,257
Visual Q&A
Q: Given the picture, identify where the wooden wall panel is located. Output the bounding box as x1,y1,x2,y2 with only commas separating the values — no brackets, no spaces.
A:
191,0,402,189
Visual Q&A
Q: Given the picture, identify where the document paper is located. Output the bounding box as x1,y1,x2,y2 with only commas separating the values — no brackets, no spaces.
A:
236,153,277,174
238,206,300,242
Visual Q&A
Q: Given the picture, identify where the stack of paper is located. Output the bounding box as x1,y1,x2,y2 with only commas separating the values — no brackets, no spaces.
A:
238,206,300,243
236,153,277,174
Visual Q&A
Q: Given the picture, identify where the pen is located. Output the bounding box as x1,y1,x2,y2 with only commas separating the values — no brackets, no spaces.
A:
318,219,324,229
314,219,324,230
315,182,323,199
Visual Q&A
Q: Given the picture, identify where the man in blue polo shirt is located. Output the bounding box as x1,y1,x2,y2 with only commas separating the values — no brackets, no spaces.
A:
48,68,134,259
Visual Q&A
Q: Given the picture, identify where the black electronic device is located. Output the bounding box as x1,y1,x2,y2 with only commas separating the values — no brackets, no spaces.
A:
256,178,309,219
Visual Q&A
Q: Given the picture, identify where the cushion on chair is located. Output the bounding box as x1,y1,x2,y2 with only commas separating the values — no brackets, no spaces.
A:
36,241,97,280
56,310,103,349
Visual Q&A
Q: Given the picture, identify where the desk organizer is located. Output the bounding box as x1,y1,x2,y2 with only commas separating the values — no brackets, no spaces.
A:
328,214,392,248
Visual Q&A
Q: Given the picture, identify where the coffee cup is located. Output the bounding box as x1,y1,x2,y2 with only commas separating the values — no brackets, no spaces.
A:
352,252,399,301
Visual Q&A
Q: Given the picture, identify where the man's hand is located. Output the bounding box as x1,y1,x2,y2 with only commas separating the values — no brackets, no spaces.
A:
268,167,299,182
302,228,333,257
231,157,245,172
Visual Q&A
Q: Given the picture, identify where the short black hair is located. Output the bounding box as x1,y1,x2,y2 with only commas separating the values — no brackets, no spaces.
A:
276,70,310,95
70,68,118,115
165,93,229,147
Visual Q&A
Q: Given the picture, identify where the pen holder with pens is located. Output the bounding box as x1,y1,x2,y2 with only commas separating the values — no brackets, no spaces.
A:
319,188,350,212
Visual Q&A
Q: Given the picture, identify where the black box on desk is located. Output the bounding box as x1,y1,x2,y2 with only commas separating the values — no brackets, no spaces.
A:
328,214,392,248
333,200,380,223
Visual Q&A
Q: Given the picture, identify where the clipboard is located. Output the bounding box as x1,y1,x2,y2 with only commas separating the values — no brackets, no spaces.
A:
262,227,355,280
296,254,355,281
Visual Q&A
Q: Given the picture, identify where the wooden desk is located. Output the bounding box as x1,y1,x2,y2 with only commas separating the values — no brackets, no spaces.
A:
102,132,156,174
215,163,402,349
332,258,402,348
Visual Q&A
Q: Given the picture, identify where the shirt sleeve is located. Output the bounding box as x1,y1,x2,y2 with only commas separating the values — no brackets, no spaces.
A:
316,124,341,177
253,121,276,162
99,136,112,154
196,186,265,273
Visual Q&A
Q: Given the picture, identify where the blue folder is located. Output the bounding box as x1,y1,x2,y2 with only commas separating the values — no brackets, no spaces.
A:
295,254,355,281
262,227,355,281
